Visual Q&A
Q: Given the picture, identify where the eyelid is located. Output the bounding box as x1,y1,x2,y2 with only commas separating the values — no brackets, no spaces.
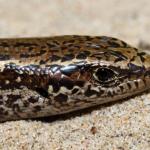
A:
93,67,117,83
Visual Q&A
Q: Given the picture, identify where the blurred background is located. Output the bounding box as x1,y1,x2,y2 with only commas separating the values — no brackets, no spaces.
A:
0,0,150,47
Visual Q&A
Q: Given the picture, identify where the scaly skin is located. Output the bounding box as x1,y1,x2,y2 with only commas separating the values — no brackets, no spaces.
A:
0,35,149,122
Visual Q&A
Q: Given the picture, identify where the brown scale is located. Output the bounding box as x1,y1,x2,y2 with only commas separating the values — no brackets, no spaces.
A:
0,35,149,122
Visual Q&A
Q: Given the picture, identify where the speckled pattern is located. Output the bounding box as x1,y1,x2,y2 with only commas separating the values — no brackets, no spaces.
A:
0,36,149,122
0,0,150,149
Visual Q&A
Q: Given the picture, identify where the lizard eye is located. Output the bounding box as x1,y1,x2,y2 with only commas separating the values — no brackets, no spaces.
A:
93,67,116,83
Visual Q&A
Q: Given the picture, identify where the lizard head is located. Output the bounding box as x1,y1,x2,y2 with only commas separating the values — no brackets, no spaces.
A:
52,36,150,109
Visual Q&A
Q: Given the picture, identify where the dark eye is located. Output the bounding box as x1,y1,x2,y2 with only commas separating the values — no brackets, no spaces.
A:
94,68,116,83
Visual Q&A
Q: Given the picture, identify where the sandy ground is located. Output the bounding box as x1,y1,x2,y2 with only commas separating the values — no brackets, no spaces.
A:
0,0,150,149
